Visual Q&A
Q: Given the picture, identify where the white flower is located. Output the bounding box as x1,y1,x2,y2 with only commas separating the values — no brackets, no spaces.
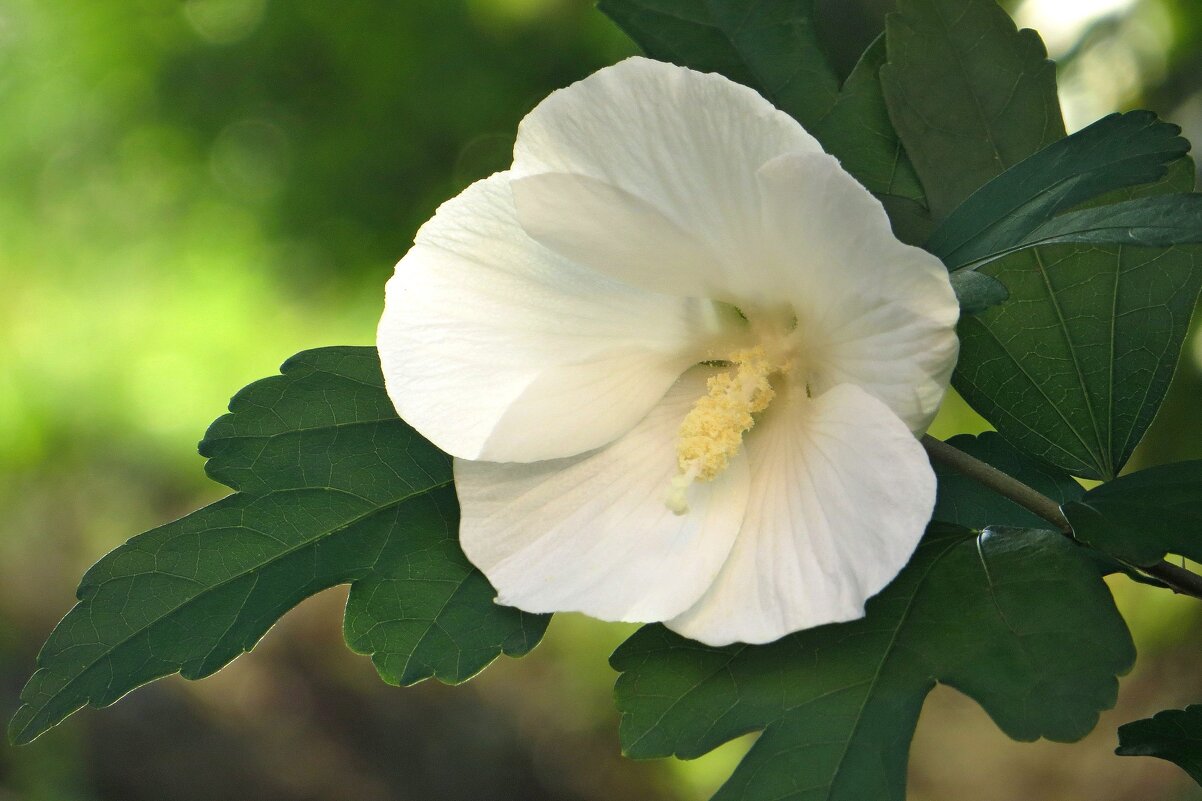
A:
377,57,959,646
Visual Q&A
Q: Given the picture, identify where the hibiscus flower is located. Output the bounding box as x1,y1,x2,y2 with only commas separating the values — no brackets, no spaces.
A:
378,57,959,646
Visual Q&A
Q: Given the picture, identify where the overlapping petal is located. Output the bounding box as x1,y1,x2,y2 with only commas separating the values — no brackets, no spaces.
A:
756,152,960,434
512,56,823,303
511,172,730,299
377,172,723,463
381,57,962,646
455,368,749,622
667,383,937,646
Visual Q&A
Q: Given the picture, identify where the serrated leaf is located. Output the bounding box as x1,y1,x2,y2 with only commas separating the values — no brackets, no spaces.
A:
1117,705,1202,785
11,347,548,744
880,0,1064,221
1062,460,1202,567
928,111,1190,269
612,525,1134,801
950,269,1009,315
816,35,925,204
932,432,1083,529
596,0,839,129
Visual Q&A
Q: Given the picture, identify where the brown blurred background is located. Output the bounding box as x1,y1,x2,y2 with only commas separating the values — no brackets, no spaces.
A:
0,0,1200,799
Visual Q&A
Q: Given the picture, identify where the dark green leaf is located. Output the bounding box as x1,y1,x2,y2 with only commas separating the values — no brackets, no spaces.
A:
612,525,1134,801
928,111,1189,268
955,160,1202,480
880,0,1064,221
1117,705,1202,785
596,4,931,240
879,194,935,246
955,193,1202,269
930,434,1156,583
10,347,548,745
1063,460,1202,567
882,0,1202,479
950,269,1009,315
816,35,924,203
932,432,1082,529
597,0,839,128
957,155,1202,482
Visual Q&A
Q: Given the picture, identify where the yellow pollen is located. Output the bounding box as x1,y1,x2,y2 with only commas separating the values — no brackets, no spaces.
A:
666,347,778,515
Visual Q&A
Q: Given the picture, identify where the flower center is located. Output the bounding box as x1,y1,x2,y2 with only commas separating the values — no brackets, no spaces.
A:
665,346,783,515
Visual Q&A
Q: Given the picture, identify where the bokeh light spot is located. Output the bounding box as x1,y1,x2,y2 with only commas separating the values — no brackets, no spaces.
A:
184,0,268,45
210,118,290,204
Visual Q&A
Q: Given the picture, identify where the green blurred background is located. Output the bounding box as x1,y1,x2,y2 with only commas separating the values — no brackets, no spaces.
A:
1,0,1200,799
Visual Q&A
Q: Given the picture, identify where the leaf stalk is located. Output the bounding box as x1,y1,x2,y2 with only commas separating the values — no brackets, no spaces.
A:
921,435,1202,600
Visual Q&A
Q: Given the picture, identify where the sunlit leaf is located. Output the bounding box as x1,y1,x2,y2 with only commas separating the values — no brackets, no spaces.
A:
1117,705,1202,785
613,525,1134,801
10,347,548,745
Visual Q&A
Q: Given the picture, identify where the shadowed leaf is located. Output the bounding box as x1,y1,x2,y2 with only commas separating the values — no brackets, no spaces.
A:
1063,460,1202,566
597,0,839,128
1118,705,1202,785
613,525,1134,801
817,35,925,204
882,0,1202,480
932,432,1083,529
928,111,1189,268
950,270,1009,314
880,0,1063,221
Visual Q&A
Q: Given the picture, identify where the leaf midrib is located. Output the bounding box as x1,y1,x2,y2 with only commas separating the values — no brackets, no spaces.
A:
1030,247,1109,476
15,479,452,741
822,535,963,799
205,415,401,444
930,0,1007,183
625,642,748,757
958,318,1098,474
400,574,476,685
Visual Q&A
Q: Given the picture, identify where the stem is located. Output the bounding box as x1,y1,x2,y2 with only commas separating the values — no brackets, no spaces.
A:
1143,561,1202,599
921,434,1202,601
921,435,1069,529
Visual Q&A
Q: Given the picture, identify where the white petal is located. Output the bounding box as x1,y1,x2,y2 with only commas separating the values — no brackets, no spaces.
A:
668,383,936,646
456,368,749,623
377,172,724,463
511,172,730,299
757,153,960,433
512,56,823,301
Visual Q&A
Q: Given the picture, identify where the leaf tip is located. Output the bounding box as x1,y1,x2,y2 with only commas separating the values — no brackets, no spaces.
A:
8,703,48,747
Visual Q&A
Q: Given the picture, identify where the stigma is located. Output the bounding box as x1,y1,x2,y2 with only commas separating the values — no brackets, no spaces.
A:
666,346,781,515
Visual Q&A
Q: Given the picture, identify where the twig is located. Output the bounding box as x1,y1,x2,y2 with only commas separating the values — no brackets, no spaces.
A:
921,434,1202,601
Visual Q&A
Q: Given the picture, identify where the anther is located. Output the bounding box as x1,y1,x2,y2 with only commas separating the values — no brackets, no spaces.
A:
666,347,778,514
